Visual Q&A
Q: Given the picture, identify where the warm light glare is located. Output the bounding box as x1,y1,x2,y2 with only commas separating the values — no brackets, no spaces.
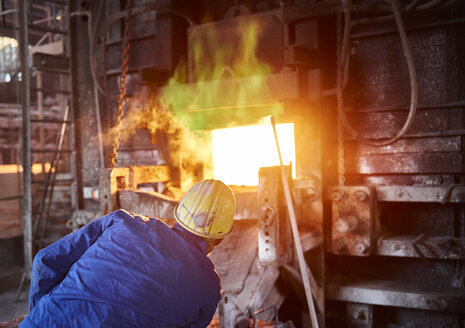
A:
0,37,17,50
212,123,295,186
0,163,52,174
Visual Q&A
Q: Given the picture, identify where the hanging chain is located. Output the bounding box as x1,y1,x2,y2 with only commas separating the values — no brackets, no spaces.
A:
110,0,133,168
336,9,346,219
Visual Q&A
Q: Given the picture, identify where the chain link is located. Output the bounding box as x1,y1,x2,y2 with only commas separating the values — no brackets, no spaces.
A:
110,0,133,168
336,9,346,219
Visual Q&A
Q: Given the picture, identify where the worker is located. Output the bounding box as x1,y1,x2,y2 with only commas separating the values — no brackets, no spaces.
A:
20,179,236,327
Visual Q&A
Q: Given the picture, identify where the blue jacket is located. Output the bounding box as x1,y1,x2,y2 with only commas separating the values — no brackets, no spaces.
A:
20,210,221,327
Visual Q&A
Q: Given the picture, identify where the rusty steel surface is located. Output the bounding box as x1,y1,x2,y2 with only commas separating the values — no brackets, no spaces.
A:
291,177,323,232
331,186,377,256
233,188,261,220
377,236,465,259
326,278,465,313
99,165,171,214
375,185,465,203
210,219,283,326
257,166,292,266
118,189,178,221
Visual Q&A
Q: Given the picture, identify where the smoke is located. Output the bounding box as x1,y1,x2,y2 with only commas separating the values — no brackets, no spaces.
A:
102,18,275,188
107,92,213,177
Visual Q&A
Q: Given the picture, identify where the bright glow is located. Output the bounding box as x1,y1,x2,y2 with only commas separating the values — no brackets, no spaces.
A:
212,123,295,186
0,163,52,174
0,37,17,50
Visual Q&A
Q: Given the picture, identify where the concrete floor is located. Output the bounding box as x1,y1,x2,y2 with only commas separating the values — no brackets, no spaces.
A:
0,266,29,324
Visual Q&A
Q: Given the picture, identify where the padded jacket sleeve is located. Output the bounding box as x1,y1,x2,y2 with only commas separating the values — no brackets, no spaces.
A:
28,211,118,311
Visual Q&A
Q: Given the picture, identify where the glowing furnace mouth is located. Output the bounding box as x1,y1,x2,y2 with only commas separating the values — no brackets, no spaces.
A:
211,123,296,186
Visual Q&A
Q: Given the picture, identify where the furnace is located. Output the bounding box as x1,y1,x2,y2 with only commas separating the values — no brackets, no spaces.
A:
1,0,465,327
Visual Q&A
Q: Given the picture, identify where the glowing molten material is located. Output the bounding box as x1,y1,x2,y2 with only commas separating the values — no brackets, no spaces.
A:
212,123,295,186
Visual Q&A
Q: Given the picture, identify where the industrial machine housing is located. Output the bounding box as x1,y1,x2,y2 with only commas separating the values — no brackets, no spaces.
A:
0,0,464,327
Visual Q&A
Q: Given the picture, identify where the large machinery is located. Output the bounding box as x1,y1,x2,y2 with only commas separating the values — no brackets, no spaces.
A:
4,0,465,326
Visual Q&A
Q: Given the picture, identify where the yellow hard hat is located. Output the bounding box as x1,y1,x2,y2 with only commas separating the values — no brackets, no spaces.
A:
174,179,236,239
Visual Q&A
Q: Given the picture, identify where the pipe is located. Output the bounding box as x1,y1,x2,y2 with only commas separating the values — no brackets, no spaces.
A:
18,0,33,279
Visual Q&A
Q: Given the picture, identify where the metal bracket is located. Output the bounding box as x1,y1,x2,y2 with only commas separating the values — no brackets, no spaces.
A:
99,165,170,214
257,166,292,265
332,186,377,256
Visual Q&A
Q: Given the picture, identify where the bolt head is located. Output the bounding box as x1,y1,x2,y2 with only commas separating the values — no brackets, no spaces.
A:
335,218,349,233
355,242,369,254
334,216,358,233
355,190,368,202
332,190,343,201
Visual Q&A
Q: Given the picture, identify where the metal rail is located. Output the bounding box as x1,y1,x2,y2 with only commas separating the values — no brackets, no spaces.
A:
271,116,320,328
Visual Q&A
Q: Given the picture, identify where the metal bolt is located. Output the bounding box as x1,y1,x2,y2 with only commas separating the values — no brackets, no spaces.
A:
332,190,343,201
355,243,369,255
335,215,358,233
335,218,349,233
355,190,368,202
355,310,366,321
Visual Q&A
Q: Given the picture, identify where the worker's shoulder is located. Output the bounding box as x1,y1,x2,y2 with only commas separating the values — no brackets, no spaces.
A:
108,209,173,226
107,209,135,221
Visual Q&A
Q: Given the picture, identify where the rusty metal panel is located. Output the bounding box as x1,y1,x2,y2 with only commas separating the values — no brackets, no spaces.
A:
32,53,69,72
363,174,455,186
376,185,465,203
352,28,464,108
332,186,377,256
327,278,465,313
291,177,322,231
118,189,178,221
257,166,292,265
352,152,463,174
99,167,130,215
350,109,450,140
351,136,462,155
377,236,465,259
210,219,283,325
233,188,260,220
99,166,171,215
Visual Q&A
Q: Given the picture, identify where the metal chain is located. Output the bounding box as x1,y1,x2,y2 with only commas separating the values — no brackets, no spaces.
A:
110,0,133,168
336,9,346,218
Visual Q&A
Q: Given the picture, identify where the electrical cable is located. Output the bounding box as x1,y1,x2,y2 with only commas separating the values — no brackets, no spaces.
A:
338,0,418,146
412,0,450,11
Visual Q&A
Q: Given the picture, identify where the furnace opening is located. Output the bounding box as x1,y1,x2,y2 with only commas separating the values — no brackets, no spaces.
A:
211,123,296,186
